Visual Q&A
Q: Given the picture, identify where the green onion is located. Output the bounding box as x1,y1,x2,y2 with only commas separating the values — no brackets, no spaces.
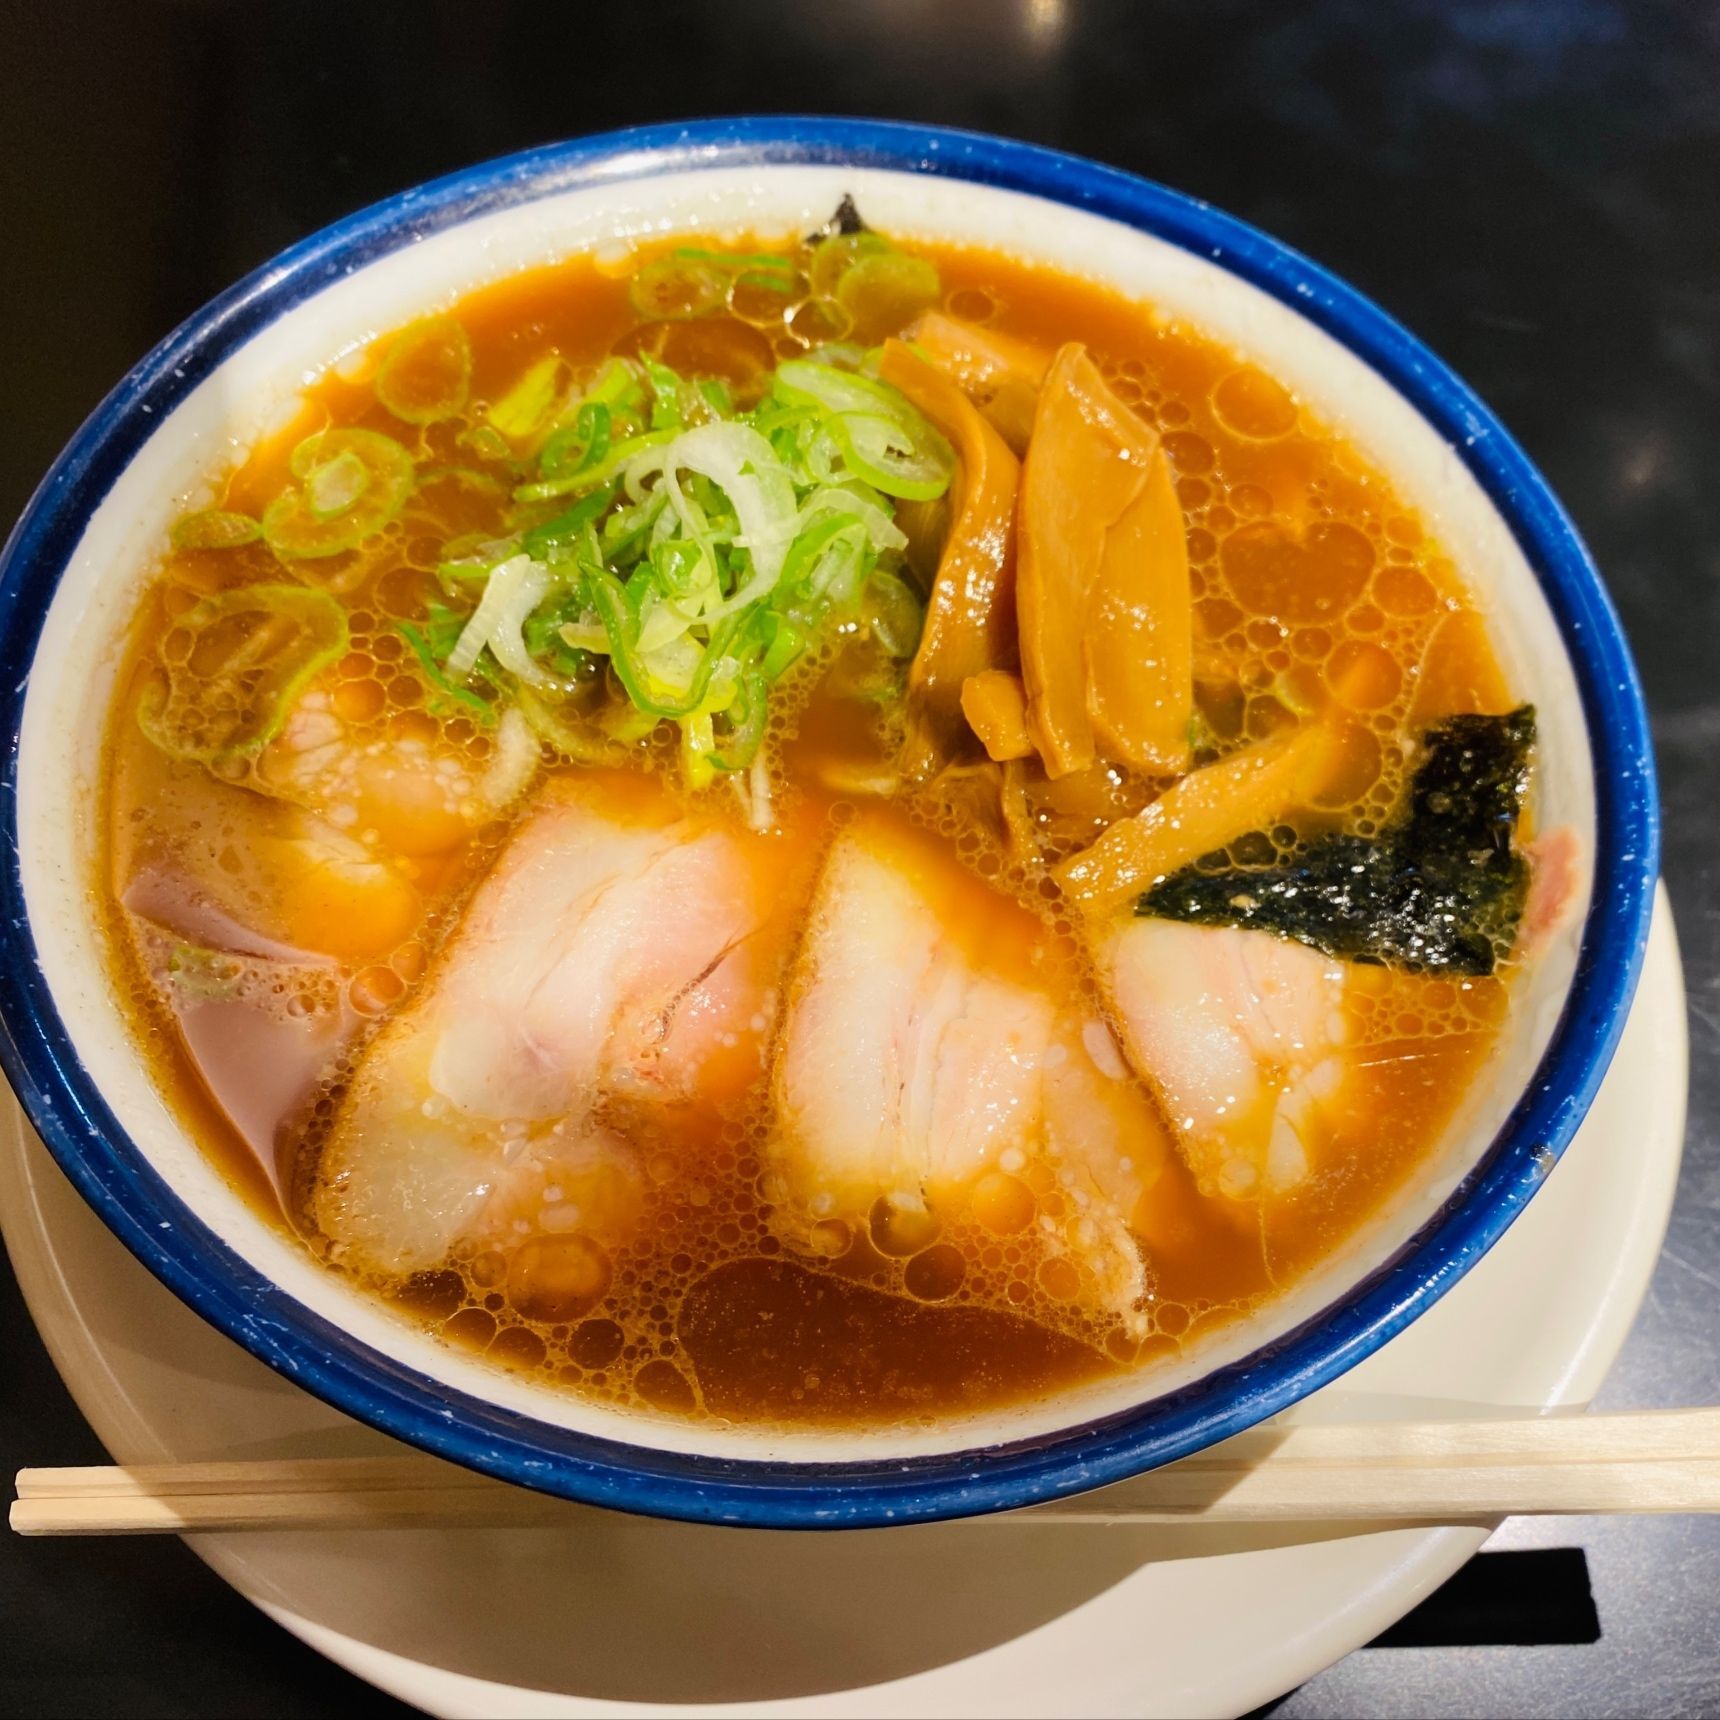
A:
630,250,800,325
760,614,809,680
601,490,668,565
709,669,769,771
638,356,690,432
680,711,718,791
326,251,949,800
415,465,508,497
445,554,558,687
594,695,659,743
265,429,414,560
458,424,514,464
585,565,748,719
835,251,940,331
512,429,680,502
675,247,796,277
772,360,955,501
630,255,729,321
799,481,906,552
375,315,472,425
734,264,797,294
773,358,900,421
522,594,598,682
540,401,613,477
487,354,569,441
805,231,939,336
522,481,620,558
864,567,925,659
304,448,372,520
436,535,520,586
421,599,501,677
808,231,890,301
514,684,616,763
397,620,496,724
780,512,866,608
653,537,707,600
829,410,954,502
139,584,348,762
586,355,645,407
171,509,262,551
648,421,800,609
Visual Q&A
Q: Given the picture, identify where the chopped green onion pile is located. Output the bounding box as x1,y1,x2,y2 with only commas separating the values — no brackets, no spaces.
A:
428,344,952,788
156,214,954,800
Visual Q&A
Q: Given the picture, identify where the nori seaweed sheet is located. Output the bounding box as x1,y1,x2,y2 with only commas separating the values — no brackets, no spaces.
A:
805,194,867,243
1137,706,1536,975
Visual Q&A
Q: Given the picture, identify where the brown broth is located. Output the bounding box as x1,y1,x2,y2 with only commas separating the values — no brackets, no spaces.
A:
98,230,1519,1431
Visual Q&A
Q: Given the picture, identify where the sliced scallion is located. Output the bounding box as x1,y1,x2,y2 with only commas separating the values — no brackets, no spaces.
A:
629,255,730,321
863,567,925,659
540,401,613,478
522,481,620,559
396,314,938,794
834,251,941,333
830,409,954,502
397,620,495,724
171,509,262,551
458,424,514,463
709,669,769,772
444,553,557,687
808,231,890,301
139,584,348,762
304,448,372,520
265,429,414,559
774,360,955,501
374,315,472,425
487,354,569,441
415,465,508,497
512,429,681,502
514,684,618,764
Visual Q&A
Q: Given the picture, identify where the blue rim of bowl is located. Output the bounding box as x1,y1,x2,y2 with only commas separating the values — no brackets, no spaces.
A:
0,118,1659,1528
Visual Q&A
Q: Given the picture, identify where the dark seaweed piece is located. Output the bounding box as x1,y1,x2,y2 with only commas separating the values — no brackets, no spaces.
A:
1403,707,1536,867
804,194,868,244
1137,707,1536,975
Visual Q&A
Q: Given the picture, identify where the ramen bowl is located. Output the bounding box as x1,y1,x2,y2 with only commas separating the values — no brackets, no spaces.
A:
0,120,1657,1528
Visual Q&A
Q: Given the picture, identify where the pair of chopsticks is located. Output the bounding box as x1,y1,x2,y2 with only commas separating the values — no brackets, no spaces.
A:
13,1407,1720,1535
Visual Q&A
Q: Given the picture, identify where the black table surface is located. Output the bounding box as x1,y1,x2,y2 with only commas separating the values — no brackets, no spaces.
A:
2,3,1715,1715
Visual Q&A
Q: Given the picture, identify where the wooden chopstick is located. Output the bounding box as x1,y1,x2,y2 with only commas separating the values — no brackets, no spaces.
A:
13,1408,1720,1536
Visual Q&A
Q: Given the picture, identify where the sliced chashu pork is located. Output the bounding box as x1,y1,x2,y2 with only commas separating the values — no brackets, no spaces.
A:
771,811,1172,1327
1099,915,1511,1207
1101,917,1349,1203
314,776,807,1279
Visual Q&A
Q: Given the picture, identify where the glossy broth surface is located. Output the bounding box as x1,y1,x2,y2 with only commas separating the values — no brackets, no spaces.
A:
101,228,1520,1430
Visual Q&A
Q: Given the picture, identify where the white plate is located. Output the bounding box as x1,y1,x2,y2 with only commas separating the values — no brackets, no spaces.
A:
0,889,1686,1719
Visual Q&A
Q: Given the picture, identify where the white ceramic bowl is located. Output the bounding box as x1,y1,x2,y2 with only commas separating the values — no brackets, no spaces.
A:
0,120,1658,1526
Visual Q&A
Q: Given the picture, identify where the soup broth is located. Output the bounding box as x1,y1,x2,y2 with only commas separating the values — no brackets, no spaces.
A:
99,208,1553,1431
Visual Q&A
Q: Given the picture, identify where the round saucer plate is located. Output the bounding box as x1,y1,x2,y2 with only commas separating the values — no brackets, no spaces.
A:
0,891,1686,1719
